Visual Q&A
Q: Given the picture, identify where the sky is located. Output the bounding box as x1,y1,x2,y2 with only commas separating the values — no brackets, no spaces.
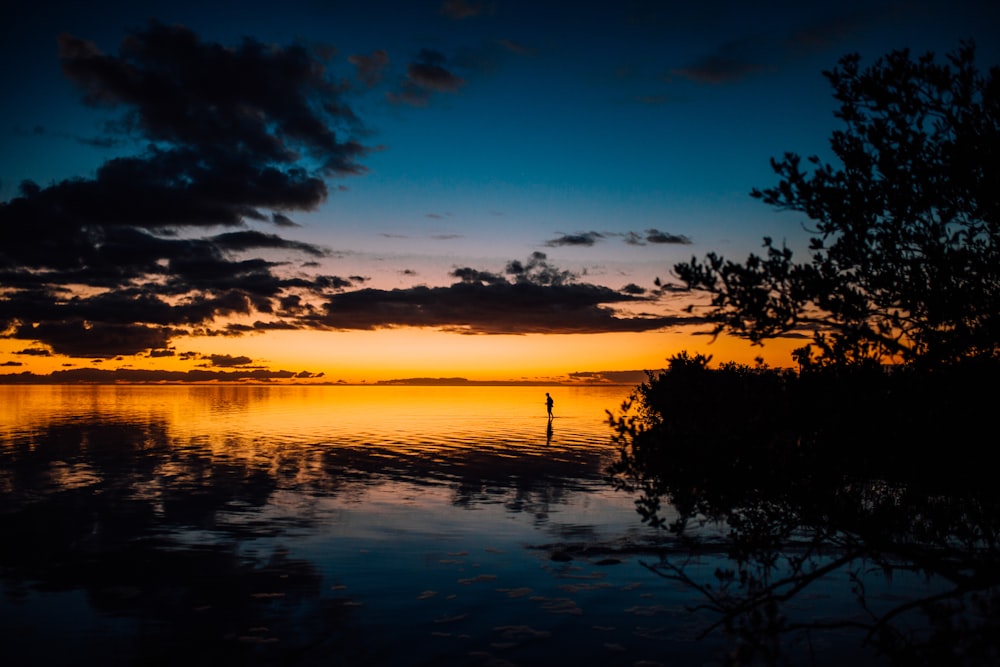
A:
1,0,997,384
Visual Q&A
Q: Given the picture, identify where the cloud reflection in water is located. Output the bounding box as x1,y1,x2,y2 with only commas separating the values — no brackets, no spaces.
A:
2,385,684,665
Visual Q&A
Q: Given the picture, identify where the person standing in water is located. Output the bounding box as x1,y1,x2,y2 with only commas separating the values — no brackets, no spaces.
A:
545,392,554,419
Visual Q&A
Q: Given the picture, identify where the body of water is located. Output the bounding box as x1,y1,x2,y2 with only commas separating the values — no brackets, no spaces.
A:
1,385,704,666
0,385,944,666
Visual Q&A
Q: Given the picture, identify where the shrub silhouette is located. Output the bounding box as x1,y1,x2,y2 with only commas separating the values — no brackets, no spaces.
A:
675,42,1000,369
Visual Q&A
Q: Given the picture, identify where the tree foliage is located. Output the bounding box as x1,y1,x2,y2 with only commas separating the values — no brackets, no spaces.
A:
606,354,1000,664
675,42,1000,367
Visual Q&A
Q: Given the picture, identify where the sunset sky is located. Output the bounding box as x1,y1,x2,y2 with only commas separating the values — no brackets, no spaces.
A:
1,0,997,383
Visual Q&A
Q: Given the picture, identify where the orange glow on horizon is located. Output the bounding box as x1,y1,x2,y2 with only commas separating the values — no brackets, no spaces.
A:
0,327,804,383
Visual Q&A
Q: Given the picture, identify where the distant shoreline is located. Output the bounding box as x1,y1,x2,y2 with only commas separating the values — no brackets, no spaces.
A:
0,375,645,387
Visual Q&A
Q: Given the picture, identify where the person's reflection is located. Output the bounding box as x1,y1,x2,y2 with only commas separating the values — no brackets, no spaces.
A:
546,418,553,445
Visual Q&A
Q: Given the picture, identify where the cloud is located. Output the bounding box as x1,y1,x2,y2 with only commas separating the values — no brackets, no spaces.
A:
440,0,492,20
311,254,693,335
210,231,326,256
541,229,692,248
672,52,767,84
388,49,466,106
59,23,368,175
450,267,507,285
348,49,390,87
14,347,52,356
8,321,175,358
408,50,465,92
667,8,873,87
544,231,605,247
271,212,298,227
503,252,576,286
567,370,652,385
0,367,317,384
1,23,373,360
75,135,123,148
624,229,692,245
644,229,692,244
204,354,253,368
313,281,686,334
788,16,864,52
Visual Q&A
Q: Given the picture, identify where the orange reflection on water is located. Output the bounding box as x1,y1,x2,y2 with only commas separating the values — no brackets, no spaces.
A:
1,384,632,458
0,384,641,533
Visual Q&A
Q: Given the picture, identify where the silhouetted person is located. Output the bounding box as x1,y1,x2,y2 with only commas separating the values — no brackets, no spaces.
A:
545,392,554,419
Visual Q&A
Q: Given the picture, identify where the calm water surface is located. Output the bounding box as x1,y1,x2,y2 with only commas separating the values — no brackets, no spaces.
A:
1,385,721,666
1,385,932,666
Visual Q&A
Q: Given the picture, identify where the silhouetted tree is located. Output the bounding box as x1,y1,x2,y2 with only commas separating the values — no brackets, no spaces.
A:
606,354,1000,665
675,42,999,368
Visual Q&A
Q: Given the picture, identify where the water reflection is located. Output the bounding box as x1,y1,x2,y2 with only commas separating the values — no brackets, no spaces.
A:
3,385,682,666
608,403,1000,666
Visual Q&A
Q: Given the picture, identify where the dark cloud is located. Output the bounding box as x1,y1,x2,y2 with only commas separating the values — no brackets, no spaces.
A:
388,49,465,106
312,253,691,335
450,267,507,285
14,348,52,356
8,321,175,358
1,23,372,360
788,15,865,52
644,228,692,244
314,282,685,334
271,212,298,227
348,49,390,87
0,367,315,384
75,135,122,148
205,354,253,368
567,370,652,385
667,7,874,87
538,229,692,248
408,50,465,92
503,252,576,286
440,0,492,20
624,229,692,245
2,361,23,367
672,52,767,84
544,231,605,247
210,231,326,256
58,23,367,175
